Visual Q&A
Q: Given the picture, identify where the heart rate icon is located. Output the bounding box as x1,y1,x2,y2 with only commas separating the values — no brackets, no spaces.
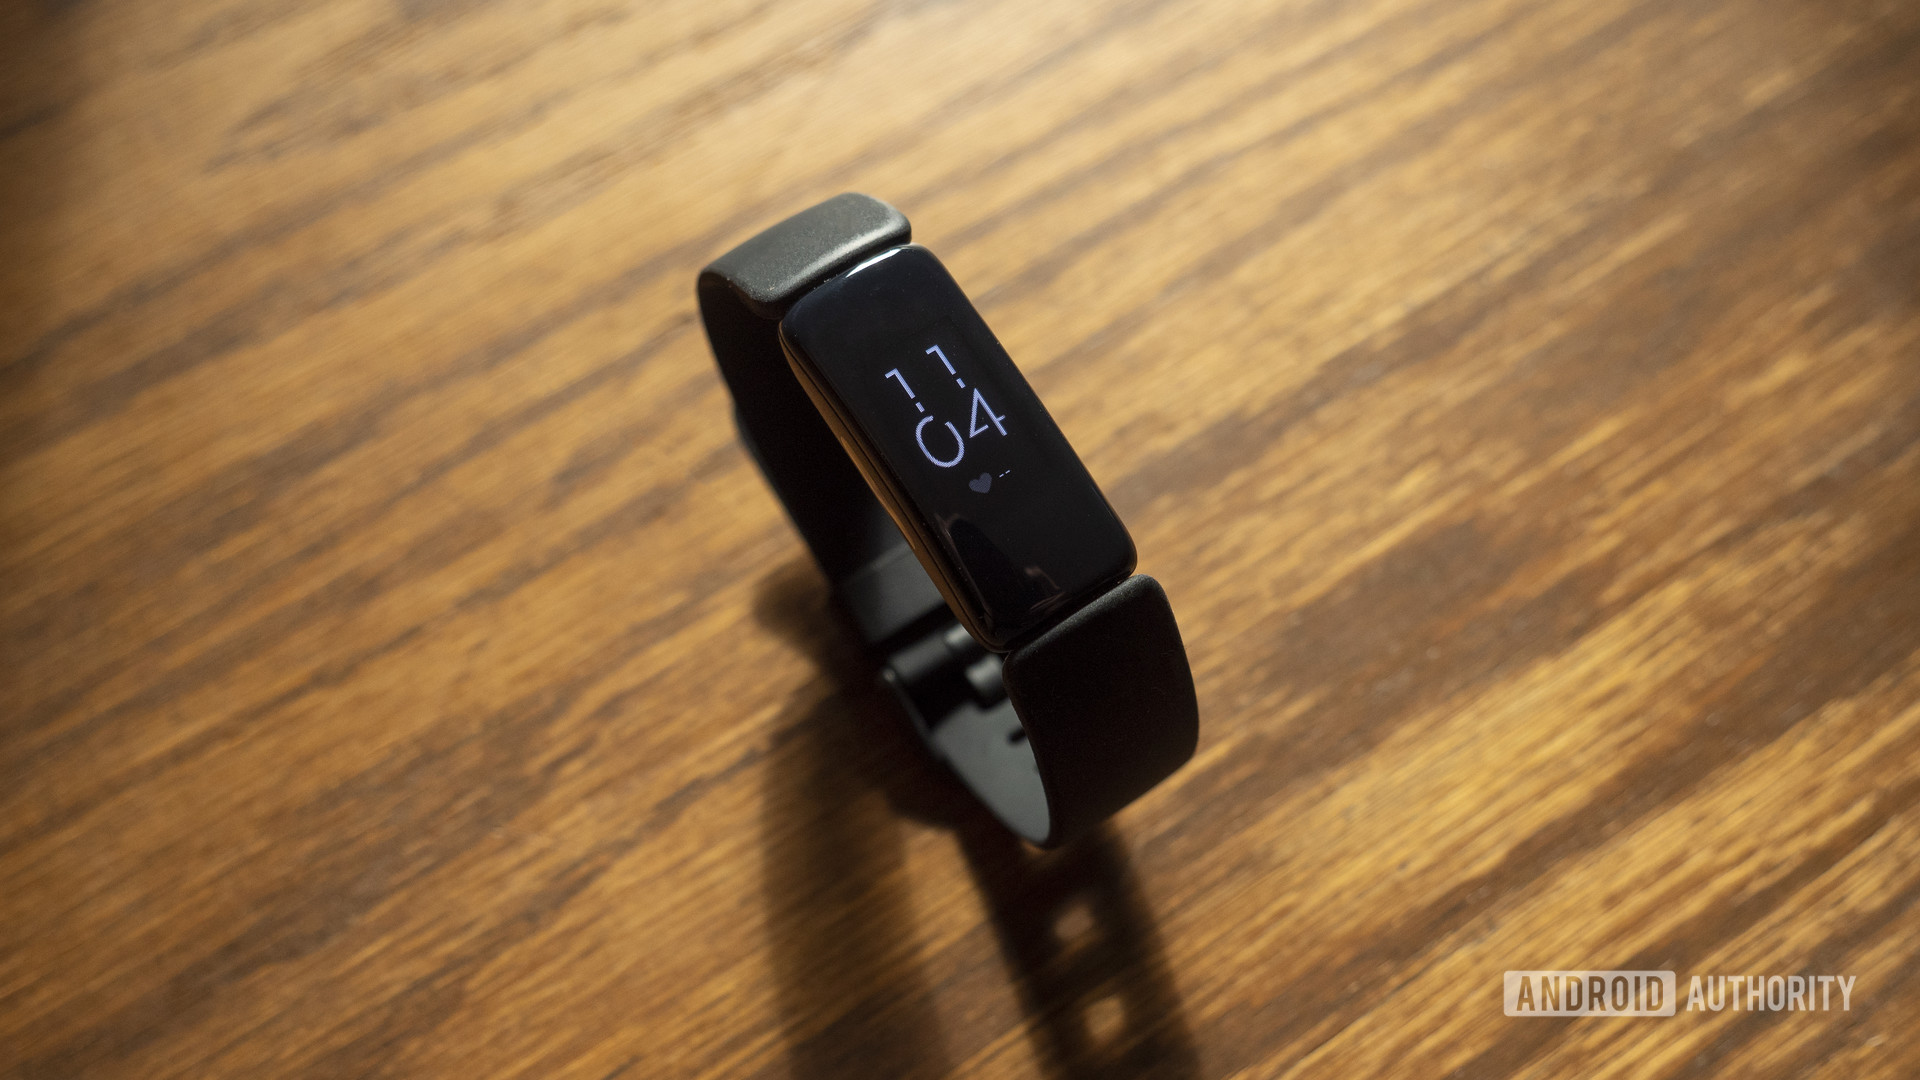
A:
968,472,992,493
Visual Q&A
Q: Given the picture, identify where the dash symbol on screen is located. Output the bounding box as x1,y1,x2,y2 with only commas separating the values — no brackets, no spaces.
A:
969,472,992,493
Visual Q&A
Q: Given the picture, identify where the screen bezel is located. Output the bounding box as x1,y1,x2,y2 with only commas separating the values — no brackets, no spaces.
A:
777,245,1134,651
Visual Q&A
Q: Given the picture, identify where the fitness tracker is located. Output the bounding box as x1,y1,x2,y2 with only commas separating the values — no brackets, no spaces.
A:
699,193,1198,847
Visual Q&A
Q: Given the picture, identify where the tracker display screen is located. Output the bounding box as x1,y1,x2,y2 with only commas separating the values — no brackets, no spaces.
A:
780,245,1135,649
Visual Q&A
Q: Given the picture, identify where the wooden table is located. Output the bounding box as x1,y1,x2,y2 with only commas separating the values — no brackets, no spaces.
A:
5,0,1919,1075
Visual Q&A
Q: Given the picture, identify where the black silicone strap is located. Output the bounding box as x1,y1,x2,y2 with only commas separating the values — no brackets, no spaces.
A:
696,193,946,646
700,193,1198,846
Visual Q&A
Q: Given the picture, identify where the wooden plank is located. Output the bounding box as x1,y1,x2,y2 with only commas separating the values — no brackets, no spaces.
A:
2,0,1917,1075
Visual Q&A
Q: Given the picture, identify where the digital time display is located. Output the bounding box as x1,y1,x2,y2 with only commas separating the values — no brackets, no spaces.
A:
779,244,1136,650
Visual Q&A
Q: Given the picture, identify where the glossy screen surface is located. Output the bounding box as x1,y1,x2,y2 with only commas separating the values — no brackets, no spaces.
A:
780,245,1135,649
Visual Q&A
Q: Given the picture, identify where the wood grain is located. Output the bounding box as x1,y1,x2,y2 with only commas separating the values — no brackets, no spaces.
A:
4,0,1919,1076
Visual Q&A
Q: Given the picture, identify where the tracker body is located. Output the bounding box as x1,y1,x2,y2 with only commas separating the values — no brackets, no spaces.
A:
699,193,1197,846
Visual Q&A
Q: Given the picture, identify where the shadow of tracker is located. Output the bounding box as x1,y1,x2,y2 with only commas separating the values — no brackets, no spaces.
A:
956,823,1199,1080
753,558,1197,1080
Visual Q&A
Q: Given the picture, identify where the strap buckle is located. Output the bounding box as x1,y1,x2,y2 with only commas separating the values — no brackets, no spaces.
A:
880,621,1008,751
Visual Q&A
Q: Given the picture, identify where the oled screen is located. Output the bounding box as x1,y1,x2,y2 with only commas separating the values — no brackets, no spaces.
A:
781,245,1135,648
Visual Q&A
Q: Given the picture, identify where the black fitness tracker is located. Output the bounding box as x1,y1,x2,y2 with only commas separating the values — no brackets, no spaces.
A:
699,193,1198,847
